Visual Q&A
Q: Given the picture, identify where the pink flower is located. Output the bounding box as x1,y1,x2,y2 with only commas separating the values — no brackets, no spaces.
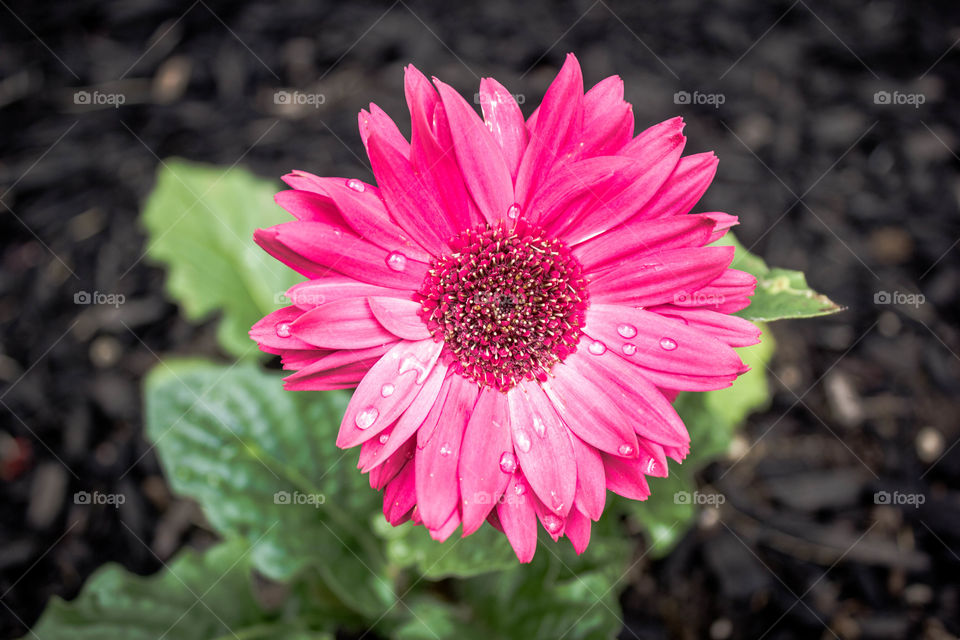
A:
251,54,760,561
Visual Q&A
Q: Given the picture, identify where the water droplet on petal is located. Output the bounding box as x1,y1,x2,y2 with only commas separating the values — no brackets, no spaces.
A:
355,407,379,429
645,458,658,474
499,452,517,473
275,322,291,338
532,414,546,438
514,429,532,453
507,203,521,219
542,513,563,534
398,355,429,383
346,178,365,192
659,337,678,351
617,323,637,339
380,383,395,398
618,444,634,456
386,251,407,272
439,443,453,456
621,343,637,356
514,483,526,496
588,340,607,355
550,491,564,513
378,433,390,445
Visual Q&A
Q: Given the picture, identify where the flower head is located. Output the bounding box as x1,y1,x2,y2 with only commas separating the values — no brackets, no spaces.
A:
251,54,760,561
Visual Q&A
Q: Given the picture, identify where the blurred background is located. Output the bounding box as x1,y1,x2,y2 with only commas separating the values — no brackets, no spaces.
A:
1,0,958,638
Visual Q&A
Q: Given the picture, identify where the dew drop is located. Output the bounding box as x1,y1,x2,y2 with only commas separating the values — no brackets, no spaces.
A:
398,355,429,383
439,443,453,456
355,407,379,430
645,458,658,475
617,323,637,339
380,383,395,398
659,337,678,351
275,322,291,338
549,491,564,513
514,483,526,496
542,513,563,534
532,414,546,438
507,203,521,219
378,433,390,445
621,343,637,356
346,178,365,192
386,251,408,272
587,340,607,355
618,444,635,456
514,429,532,453
499,452,517,473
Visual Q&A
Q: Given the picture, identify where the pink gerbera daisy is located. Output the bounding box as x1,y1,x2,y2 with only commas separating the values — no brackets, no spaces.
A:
251,53,761,561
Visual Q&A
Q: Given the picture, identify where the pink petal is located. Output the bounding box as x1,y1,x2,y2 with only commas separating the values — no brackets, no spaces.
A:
283,344,392,391
579,75,634,157
383,460,416,525
250,306,314,352
435,79,515,224
651,305,761,347
602,454,651,501
589,245,735,307
637,152,718,220
358,103,410,157
701,212,739,242
428,509,461,542
367,437,415,490
564,507,592,554
572,215,717,273
621,116,685,160
497,473,538,563
506,381,576,518
291,298,397,349
416,375,478,529
541,355,639,456
337,338,444,448
478,77,528,180
367,296,431,340
286,276,407,310
459,387,512,535
254,222,427,290
515,53,583,207
527,156,638,229
570,434,606,521
274,189,343,224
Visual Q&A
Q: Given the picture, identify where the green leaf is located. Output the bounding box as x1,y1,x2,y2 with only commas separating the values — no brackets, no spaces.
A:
143,359,392,618
141,159,297,359
27,540,271,640
716,233,844,322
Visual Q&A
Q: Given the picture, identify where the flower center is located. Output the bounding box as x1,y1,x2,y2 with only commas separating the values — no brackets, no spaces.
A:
415,221,588,391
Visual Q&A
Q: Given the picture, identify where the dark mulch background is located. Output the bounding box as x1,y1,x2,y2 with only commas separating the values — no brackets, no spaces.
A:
2,0,959,638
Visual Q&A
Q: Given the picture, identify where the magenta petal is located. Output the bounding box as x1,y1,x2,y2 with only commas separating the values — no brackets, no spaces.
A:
602,454,652,501
337,338,443,448
572,215,717,273
652,305,761,347
570,434,606,521
459,387,512,536
621,116,685,160
428,509,461,542
515,53,583,206
274,190,343,224
436,79,515,224
367,297,431,340
478,77,528,180
637,152,718,220
286,276,407,309
701,212,739,242
416,375,478,529
564,507,592,554
383,460,416,525
583,304,745,382
250,306,314,352
283,344,392,391
291,298,397,350
528,156,638,229
255,222,428,289
542,355,639,456
497,473,538,563
359,103,410,157
367,437,415,490
579,75,634,157
589,245,735,307
506,381,576,518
